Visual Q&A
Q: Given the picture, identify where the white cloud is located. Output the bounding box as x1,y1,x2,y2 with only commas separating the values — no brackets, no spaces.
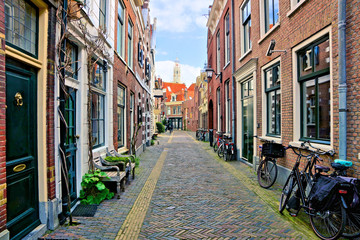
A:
150,0,213,33
155,60,201,87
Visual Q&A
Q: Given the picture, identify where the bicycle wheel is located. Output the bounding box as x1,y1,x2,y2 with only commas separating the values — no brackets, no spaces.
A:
213,142,218,152
279,173,296,213
343,209,360,238
218,144,224,158
257,158,278,189
309,197,346,240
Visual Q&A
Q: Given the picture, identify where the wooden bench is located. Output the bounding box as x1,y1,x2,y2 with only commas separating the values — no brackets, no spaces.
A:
106,149,136,183
93,156,126,199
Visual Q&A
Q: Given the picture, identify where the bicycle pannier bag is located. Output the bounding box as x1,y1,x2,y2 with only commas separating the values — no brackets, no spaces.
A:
262,143,285,158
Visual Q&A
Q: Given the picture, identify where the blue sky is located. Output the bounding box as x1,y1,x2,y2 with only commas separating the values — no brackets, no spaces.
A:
149,0,213,87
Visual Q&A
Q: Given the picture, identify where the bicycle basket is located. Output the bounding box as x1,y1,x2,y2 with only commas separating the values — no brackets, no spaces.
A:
262,142,285,158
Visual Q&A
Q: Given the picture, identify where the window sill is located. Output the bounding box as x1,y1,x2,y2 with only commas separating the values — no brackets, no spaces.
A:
114,50,126,64
117,147,129,154
258,22,280,45
223,62,231,70
289,141,333,152
259,135,282,144
287,0,308,17
239,49,252,62
92,146,107,154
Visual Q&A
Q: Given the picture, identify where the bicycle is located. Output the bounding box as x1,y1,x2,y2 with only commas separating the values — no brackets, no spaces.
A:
279,144,351,240
255,136,285,188
213,132,225,152
329,159,360,238
217,135,231,158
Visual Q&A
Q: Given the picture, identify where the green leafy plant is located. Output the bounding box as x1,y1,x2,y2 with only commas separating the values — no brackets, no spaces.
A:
79,170,114,205
151,139,155,145
156,122,165,133
134,156,140,167
104,156,129,165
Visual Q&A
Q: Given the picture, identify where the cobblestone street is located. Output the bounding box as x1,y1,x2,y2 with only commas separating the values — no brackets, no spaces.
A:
42,131,315,240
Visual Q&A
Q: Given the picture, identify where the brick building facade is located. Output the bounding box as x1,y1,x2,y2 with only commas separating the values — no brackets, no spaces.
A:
207,0,360,180
207,0,235,141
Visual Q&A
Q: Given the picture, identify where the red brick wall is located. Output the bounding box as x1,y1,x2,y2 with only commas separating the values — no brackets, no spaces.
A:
232,0,344,170
182,98,197,132
113,0,150,152
46,6,56,200
0,0,7,231
207,0,234,136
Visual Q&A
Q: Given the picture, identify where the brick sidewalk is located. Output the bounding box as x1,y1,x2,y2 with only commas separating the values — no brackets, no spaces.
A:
42,130,315,239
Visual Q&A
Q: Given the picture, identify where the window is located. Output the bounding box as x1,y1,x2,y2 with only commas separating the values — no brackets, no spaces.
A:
241,0,251,54
264,0,279,33
117,86,126,148
138,42,144,67
225,81,230,133
167,106,170,115
173,107,176,115
298,36,330,142
128,19,133,69
130,93,134,139
91,61,106,148
225,12,230,65
117,0,125,57
171,95,176,102
217,88,221,131
265,63,281,136
99,0,106,29
65,41,78,80
216,31,221,74
178,106,181,115
5,0,38,57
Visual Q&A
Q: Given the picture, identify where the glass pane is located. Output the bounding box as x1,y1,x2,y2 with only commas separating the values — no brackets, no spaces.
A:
92,63,105,90
274,0,279,25
99,95,104,120
299,48,313,77
268,91,275,134
302,79,316,139
318,75,330,140
118,1,123,20
99,120,104,146
5,0,38,55
314,39,330,72
248,79,254,96
91,93,98,119
275,90,281,135
92,120,99,146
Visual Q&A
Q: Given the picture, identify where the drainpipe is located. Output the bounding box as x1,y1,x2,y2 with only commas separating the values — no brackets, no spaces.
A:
231,0,236,145
59,0,69,225
338,0,347,160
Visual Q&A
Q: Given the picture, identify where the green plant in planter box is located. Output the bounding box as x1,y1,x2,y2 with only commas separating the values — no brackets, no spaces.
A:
79,170,114,205
104,156,129,171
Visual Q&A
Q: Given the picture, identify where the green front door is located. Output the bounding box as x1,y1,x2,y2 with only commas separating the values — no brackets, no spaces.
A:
6,59,40,240
241,79,254,164
65,88,77,206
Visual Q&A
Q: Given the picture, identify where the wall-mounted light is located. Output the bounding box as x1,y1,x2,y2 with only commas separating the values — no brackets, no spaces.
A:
205,68,222,83
266,39,287,56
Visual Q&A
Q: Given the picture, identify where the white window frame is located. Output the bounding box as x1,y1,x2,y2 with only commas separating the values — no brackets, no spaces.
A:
224,12,230,65
291,26,333,151
117,0,125,58
128,19,134,69
216,30,221,74
261,57,282,142
225,80,230,134
259,0,280,41
240,0,252,57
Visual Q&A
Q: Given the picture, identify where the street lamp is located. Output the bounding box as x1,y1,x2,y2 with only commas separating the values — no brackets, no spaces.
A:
205,67,222,83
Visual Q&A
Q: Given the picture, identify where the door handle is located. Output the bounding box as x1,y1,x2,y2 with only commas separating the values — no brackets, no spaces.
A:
14,92,23,106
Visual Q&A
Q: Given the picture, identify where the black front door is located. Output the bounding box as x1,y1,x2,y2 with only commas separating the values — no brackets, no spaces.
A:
65,88,77,206
6,59,40,240
241,79,254,164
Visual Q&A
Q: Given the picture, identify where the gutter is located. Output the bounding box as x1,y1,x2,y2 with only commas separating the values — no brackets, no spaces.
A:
231,0,236,144
338,0,347,160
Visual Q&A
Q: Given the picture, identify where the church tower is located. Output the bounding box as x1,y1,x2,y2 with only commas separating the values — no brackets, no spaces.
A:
173,58,181,83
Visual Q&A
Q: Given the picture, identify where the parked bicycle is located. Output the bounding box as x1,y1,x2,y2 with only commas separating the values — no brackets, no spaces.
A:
196,128,207,141
255,136,285,188
213,132,224,152
279,143,352,240
328,158,360,238
217,134,232,159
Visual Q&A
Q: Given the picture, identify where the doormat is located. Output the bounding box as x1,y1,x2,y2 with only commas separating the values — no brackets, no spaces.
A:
72,204,98,217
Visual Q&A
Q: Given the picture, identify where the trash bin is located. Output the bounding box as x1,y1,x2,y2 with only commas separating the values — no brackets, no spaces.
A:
209,129,214,147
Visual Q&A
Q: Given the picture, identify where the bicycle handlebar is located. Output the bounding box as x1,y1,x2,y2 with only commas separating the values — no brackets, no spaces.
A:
302,140,336,156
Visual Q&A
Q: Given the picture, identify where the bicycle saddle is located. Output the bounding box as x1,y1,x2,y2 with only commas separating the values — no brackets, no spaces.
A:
334,159,353,167
331,162,349,171
315,165,330,173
